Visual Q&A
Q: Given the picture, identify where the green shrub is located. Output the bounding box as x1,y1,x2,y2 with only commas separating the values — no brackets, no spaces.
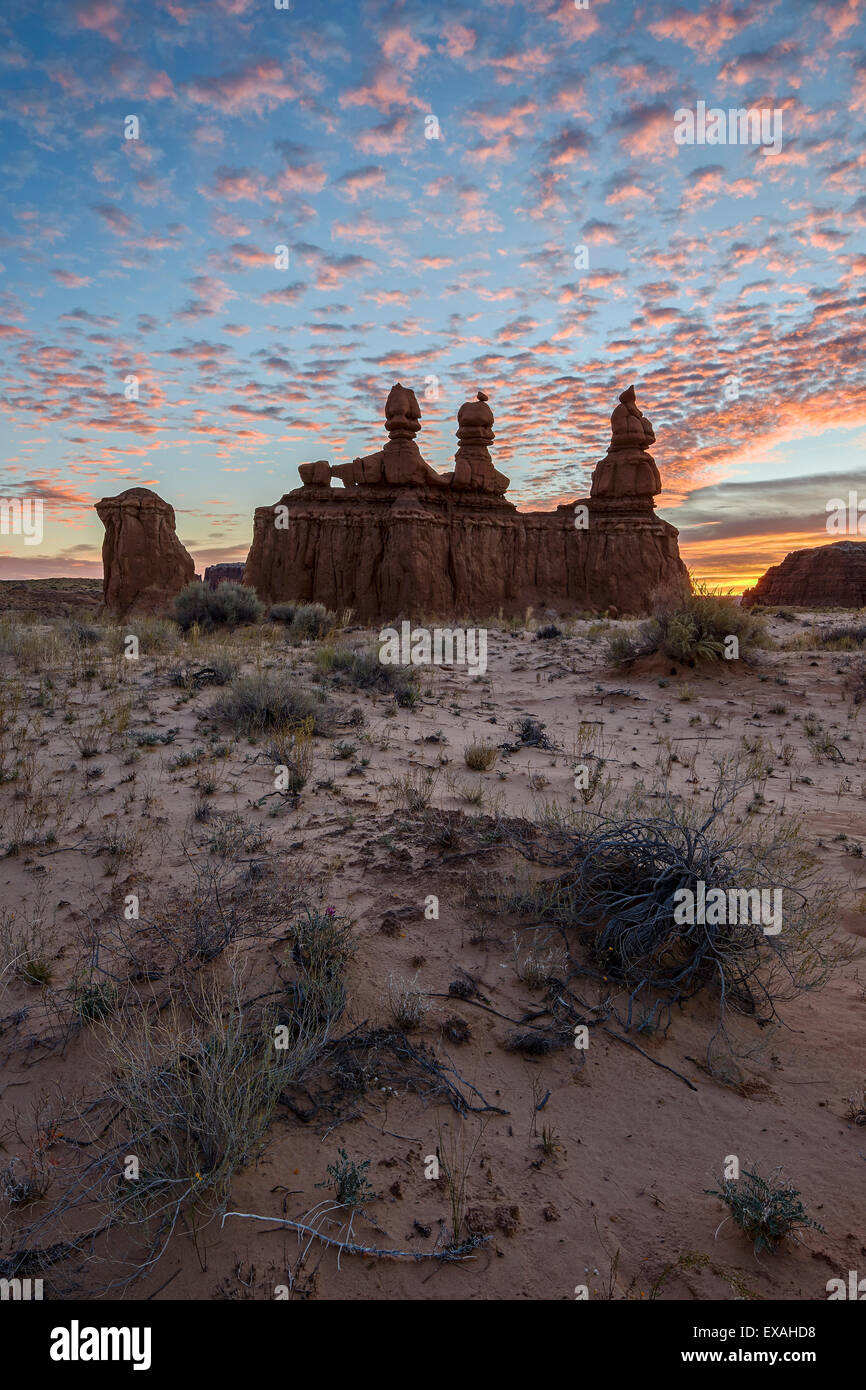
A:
174,581,264,632
269,603,297,624
608,582,768,666
706,1166,824,1255
211,672,329,734
286,603,332,642
316,1147,375,1208
317,644,420,705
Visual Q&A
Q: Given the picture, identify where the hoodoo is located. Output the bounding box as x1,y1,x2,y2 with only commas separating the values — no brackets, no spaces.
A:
96,486,195,617
243,384,689,620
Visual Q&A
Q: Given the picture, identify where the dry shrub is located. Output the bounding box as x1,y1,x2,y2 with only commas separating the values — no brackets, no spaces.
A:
464,741,498,772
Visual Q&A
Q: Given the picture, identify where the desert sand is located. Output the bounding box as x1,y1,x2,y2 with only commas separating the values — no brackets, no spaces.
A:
1,597,864,1302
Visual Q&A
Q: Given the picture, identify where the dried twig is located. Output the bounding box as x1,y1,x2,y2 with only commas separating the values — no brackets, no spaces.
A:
221,1210,488,1262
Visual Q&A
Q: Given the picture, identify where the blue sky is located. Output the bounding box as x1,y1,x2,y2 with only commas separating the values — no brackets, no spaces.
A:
1,0,865,589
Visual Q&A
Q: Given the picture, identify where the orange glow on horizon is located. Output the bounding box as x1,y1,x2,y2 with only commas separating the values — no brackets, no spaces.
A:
679,529,835,594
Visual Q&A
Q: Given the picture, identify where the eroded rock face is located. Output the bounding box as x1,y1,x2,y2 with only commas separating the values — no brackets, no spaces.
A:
243,385,688,620
95,486,195,616
204,563,245,590
741,541,866,608
245,489,685,620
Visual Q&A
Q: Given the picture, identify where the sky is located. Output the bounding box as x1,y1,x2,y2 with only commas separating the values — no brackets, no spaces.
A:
1,0,865,592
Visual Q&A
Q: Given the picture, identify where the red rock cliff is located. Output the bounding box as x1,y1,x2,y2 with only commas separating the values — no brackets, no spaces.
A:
741,540,866,608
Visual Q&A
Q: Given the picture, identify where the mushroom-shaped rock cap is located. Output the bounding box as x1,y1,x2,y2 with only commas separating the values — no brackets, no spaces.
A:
457,390,494,437
609,384,655,451
95,485,177,522
385,382,422,435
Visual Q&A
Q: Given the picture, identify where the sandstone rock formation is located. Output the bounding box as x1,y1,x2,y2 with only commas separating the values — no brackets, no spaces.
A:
741,540,866,608
452,391,509,494
243,384,688,620
591,384,661,512
204,562,245,589
96,486,195,617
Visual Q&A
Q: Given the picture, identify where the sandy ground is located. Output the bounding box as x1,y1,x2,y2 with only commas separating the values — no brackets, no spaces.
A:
1,601,865,1302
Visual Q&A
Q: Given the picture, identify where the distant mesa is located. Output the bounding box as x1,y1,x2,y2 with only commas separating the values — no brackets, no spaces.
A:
741,540,866,609
204,562,245,590
95,486,194,618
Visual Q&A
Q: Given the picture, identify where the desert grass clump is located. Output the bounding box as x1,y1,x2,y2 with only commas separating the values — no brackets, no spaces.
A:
846,657,866,705
0,907,53,989
204,812,270,859
512,930,567,989
385,971,430,1030
608,582,768,666
844,1084,866,1126
812,622,866,650
268,717,315,794
437,1118,485,1246
389,766,437,812
706,1165,824,1255
73,977,118,1023
285,905,354,1039
174,581,264,632
211,672,328,735
104,617,179,657
102,985,290,1234
62,620,102,649
464,740,498,772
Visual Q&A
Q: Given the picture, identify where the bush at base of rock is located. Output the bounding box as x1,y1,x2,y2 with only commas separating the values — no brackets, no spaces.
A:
268,603,297,624
285,602,332,642
608,583,768,666
173,580,264,632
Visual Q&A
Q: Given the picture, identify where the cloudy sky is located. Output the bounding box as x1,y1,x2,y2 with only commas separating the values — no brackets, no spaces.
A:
1,0,864,591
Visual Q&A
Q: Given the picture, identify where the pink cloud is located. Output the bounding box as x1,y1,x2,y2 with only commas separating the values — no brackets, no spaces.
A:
380,26,429,72
441,23,476,59
354,115,411,156
52,270,93,287
186,60,304,115
75,0,125,44
339,64,424,114
648,1,769,56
